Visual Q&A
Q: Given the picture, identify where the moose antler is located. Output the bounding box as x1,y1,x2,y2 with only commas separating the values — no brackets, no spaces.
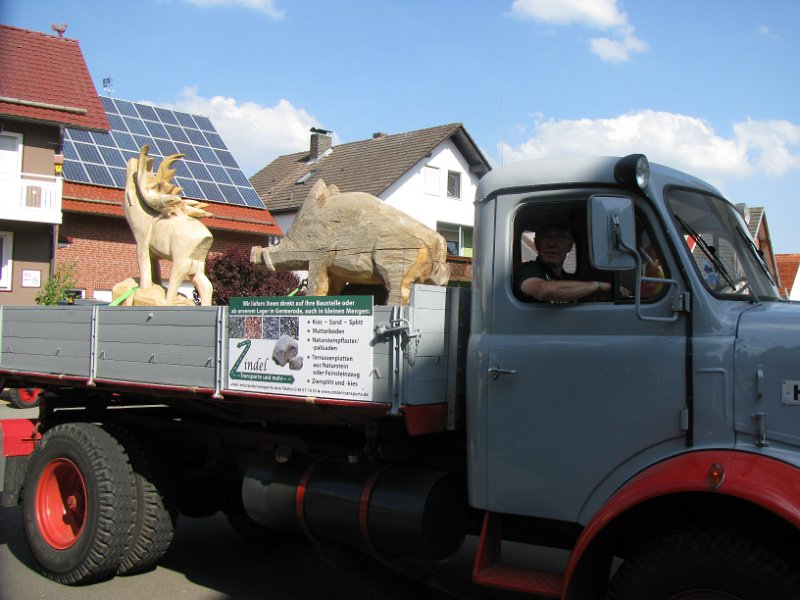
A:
132,145,212,218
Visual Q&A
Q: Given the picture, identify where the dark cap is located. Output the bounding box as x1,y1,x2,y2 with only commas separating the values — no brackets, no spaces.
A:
536,220,573,237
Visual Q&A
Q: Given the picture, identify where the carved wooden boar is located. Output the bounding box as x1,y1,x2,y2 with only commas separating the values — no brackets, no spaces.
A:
251,179,449,305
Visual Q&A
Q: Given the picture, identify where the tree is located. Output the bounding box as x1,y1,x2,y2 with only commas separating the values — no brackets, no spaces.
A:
203,247,302,306
36,262,77,305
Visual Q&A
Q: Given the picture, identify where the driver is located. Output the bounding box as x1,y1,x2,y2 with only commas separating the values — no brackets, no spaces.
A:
516,221,614,303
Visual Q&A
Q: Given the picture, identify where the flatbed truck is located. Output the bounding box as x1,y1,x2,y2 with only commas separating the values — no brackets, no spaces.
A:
2,154,799,599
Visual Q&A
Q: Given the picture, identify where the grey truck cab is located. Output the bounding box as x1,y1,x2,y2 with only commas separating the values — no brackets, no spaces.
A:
468,154,800,597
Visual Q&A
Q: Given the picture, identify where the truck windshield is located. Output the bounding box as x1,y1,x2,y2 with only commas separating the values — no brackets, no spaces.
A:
667,188,780,301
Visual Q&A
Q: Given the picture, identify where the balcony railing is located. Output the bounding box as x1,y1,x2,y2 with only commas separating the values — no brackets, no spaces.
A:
0,173,63,224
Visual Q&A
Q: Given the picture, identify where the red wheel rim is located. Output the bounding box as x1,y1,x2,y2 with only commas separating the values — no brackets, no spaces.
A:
17,388,41,406
35,458,87,549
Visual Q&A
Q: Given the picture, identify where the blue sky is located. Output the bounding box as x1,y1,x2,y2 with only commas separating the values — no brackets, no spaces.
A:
4,0,800,251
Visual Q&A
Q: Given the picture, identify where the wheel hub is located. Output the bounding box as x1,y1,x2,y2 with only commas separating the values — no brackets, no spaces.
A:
36,458,87,550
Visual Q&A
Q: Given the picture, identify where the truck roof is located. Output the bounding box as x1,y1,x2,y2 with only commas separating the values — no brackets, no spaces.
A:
476,155,722,201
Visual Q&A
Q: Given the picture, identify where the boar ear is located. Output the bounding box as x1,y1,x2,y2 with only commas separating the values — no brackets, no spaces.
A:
309,179,329,207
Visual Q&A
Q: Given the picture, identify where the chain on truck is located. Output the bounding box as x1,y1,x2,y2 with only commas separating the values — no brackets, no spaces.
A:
2,154,799,599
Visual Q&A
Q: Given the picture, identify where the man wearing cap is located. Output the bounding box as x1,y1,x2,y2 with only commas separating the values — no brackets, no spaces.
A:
516,221,613,303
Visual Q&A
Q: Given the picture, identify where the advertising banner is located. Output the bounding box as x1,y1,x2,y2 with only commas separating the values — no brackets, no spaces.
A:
227,296,374,400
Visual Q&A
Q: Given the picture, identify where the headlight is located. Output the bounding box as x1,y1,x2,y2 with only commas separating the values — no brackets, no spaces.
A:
614,153,650,190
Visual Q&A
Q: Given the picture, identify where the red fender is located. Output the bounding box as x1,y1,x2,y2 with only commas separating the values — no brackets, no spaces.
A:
561,450,800,597
0,419,39,457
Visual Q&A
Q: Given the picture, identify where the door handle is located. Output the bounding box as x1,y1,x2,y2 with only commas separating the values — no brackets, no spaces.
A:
488,366,517,380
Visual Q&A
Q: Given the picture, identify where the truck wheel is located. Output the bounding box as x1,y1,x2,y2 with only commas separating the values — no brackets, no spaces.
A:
21,422,136,585
105,426,176,575
8,387,42,409
606,532,800,599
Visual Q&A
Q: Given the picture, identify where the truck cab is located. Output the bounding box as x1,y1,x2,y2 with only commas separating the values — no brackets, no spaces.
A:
468,155,799,598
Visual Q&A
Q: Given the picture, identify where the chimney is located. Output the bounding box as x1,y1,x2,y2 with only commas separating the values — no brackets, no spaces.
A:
309,127,332,161
372,132,387,139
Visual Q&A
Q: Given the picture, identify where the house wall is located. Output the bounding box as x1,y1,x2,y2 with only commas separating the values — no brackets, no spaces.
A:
272,212,296,238
0,121,61,305
0,120,58,175
57,213,266,301
0,219,53,305
381,139,478,231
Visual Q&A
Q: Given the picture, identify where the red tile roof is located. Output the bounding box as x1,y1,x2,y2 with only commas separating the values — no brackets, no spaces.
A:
776,253,800,298
0,25,109,131
62,182,283,236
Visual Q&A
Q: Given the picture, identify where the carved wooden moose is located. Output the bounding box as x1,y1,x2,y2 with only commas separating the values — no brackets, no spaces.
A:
251,179,449,305
124,145,214,305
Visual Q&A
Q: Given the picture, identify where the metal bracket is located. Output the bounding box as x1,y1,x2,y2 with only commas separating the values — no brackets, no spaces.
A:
671,291,691,313
752,412,769,447
374,317,420,365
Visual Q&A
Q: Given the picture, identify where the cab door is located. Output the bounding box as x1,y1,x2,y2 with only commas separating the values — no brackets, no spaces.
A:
484,193,689,523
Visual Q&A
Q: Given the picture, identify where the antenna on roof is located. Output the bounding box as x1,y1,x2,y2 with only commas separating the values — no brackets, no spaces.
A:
102,77,114,97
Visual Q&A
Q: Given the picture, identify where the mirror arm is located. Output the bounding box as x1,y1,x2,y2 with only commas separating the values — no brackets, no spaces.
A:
611,213,644,305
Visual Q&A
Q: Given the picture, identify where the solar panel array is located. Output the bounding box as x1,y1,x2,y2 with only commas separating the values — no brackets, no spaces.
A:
62,96,265,209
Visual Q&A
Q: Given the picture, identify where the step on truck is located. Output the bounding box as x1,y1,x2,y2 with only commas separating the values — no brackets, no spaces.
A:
2,154,799,599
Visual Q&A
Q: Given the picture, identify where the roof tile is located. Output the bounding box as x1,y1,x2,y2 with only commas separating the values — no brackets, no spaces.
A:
62,182,282,236
250,123,491,213
0,25,109,131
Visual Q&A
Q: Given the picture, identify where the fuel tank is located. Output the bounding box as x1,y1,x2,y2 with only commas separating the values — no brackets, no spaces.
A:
242,453,467,559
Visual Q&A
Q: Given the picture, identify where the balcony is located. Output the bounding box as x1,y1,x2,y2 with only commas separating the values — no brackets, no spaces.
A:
0,173,63,224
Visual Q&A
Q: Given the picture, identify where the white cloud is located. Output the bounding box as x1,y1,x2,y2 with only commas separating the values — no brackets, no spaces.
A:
510,0,647,63
510,0,626,28
499,110,800,187
733,118,800,175
589,25,647,63
155,86,319,175
758,25,780,41
183,0,284,19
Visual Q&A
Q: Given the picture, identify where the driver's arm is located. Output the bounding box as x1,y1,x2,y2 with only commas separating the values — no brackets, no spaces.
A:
521,277,610,302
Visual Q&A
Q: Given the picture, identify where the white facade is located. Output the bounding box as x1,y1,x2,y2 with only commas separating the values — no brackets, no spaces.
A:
380,139,479,256
790,268,800,301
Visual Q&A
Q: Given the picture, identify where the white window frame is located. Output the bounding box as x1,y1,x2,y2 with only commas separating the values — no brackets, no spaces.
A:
0,231,13,291
424,165,440,196
437,222,473,257
447,170,461,199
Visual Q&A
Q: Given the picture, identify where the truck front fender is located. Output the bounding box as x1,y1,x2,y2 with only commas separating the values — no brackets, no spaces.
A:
562,449,800,598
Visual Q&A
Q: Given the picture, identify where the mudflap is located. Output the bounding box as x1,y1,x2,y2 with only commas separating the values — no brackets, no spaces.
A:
0,419,39,507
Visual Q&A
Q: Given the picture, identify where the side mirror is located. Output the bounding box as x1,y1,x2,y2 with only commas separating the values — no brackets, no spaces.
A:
588,195,637,270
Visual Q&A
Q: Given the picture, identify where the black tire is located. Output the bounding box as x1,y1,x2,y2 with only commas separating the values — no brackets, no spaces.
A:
21,422,136,584
105,426,176,575
8,387,42,409
606,531,800,600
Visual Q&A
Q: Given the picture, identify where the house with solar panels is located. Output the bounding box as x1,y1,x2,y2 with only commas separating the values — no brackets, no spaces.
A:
250,125,492,284
0,24,110,305
59,96,281,302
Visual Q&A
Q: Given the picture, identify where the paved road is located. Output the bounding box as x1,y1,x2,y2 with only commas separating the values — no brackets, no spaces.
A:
0,398,534,600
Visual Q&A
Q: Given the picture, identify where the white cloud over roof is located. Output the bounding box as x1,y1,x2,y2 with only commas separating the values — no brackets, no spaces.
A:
156,86,319,175
499,110,800,186
510,0,647,62
183,0,284,19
